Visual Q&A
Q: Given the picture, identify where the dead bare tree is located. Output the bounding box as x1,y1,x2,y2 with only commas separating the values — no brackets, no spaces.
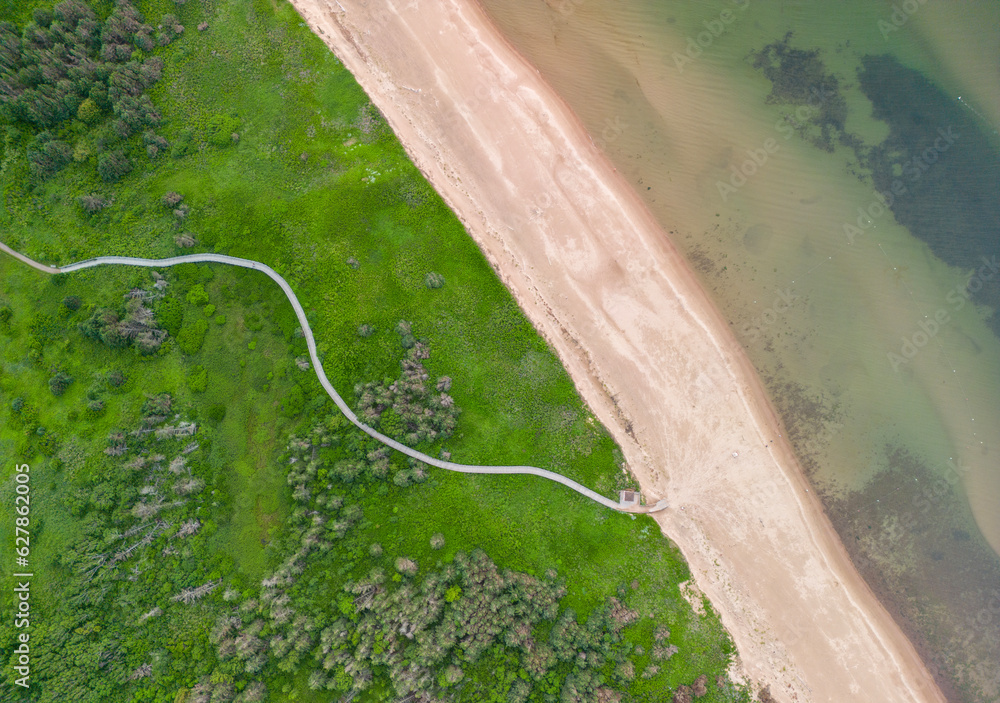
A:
124,288,161,301
131,500,163,521
172,579,222,604
174,232,198,248
155,422,197,439
174,478,204,496
124,456,148,471
175,519,201,538
138,607,162,623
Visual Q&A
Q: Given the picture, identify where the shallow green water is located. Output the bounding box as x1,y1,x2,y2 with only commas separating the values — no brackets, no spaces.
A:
477,0,1000,700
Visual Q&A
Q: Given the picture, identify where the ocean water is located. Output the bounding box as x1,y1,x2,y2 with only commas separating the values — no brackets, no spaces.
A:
475,0,1000,700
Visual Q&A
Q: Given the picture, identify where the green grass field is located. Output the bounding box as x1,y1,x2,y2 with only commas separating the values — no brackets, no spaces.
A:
0,1,751,701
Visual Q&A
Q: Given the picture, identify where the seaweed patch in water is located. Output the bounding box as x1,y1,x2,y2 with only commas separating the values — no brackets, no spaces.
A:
749,32,853,152
823,446,1000,703
856,54,1000,337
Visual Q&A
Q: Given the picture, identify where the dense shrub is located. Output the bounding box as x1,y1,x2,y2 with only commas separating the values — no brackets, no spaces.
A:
162,191,183,208
79,299,167,353
97,149,132,182
76,97,101,125
176,318,208,355
27,133,72,180
206,404,227,425
157,297,183,336
143,130,168,157
174,232,197,248
107,369,126,388
281,384,305,417
32,7,53,28
78,194,110,213
49,370,74,396
141,392,171,416
206,113,241,147
170,129,193,158
186,284,209,306
356,337,459,445
187,365,207,393
79,308,127,348
244,312,263,331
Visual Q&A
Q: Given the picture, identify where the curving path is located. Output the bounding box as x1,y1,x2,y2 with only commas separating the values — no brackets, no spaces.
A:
2,243,666,514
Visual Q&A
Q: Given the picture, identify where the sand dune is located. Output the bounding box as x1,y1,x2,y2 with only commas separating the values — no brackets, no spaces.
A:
289,0,948,700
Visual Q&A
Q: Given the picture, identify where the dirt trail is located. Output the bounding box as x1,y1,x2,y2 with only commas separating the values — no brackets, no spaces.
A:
0,241,60,274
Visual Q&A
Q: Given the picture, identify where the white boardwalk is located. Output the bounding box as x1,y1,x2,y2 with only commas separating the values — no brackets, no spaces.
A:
4,244,667,514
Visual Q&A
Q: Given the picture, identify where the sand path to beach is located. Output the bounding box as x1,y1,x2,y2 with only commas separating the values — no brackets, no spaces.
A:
290,1,948,700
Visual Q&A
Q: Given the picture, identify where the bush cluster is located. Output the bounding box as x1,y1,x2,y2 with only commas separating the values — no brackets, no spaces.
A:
250,427,657,703
355,334,459,447
79,297,167,354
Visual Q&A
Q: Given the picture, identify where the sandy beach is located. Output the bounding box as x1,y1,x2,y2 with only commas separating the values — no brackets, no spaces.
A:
288,0,949,700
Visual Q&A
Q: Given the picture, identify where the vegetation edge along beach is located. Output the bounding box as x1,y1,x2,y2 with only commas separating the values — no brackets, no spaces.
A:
0,1,747,701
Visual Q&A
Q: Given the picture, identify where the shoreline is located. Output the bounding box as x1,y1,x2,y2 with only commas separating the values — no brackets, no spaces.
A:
289,0,948,700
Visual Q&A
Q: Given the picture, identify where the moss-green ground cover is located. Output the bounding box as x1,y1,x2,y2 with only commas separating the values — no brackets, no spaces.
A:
0,1,751,701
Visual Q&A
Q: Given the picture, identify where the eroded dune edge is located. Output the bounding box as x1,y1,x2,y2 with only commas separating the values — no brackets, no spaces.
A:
288,1,948,701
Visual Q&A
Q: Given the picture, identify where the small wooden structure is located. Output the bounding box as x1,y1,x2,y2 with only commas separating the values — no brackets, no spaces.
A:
619,489,640,508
